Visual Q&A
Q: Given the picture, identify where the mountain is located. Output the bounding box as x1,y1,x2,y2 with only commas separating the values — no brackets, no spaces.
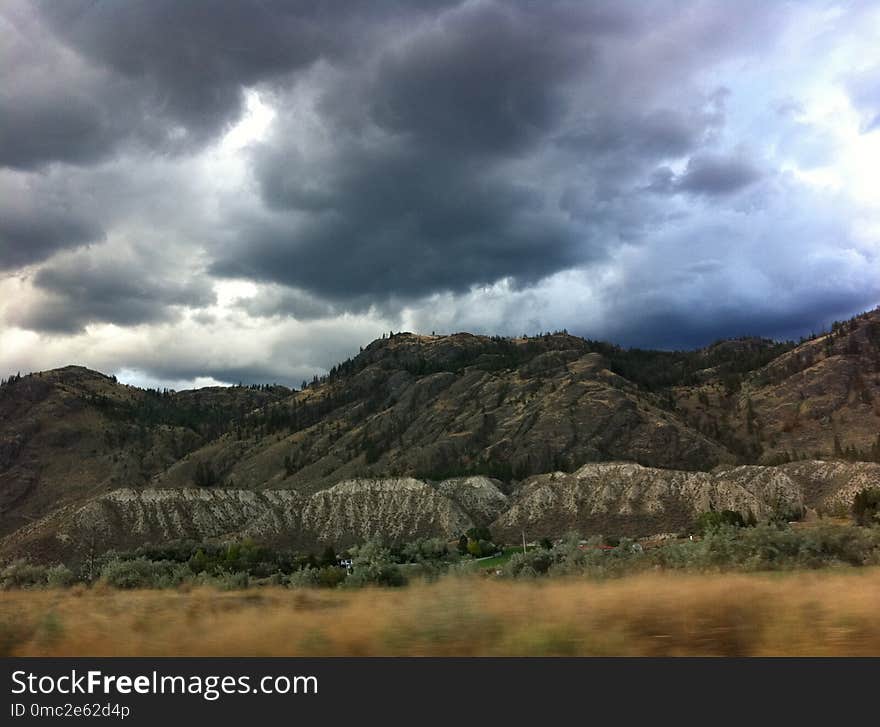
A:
0,366,289,536
671,310,880,463
152,331,735,495
1,307,879,560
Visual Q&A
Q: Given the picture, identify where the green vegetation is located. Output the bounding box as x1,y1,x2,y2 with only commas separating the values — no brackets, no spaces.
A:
504,523,880,579
99,558,191,590
192,460,220,487
853,487,880,526
696,509,748,533
467,547,522,570
6,518,880,591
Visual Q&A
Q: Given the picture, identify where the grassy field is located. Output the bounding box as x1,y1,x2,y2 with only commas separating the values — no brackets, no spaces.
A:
466,547,523,570
3,569,880,656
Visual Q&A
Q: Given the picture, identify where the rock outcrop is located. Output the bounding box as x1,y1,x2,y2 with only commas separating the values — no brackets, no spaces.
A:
4,461,876,565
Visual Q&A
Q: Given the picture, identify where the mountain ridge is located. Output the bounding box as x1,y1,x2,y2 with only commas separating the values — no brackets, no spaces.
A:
2,306,879,556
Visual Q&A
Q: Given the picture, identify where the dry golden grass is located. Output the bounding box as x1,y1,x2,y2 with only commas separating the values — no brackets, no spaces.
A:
3,570,880,656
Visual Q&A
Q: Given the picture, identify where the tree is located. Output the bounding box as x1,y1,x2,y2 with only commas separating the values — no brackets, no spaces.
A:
696,509,746,534
852,488,880,526
192,461,219,487
319,545,337,567
347,541,406,587
465,526,493,542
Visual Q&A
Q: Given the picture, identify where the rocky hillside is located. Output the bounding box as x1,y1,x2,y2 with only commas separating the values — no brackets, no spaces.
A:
4,460,878,566
490,459,880,541
1,307,879,559
154,310,880,498
154,336,734,496
0,366,289,535
672,309,880,464
0,475,508,564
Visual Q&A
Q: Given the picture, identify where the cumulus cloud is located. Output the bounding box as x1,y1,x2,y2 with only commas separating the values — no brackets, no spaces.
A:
648,152,764,196
8,246,215,333
237,285,337,321
847,65,880,133
0,184,102,269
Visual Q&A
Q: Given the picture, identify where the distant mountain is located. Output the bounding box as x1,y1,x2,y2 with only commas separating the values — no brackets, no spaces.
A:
2,307,879,559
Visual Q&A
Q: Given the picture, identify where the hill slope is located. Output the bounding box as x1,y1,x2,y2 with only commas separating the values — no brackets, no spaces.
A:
0,367,289,535
4,460,877,565
1,307,879,557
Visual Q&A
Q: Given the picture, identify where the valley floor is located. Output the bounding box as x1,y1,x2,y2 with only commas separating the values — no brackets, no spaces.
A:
4,569,880,656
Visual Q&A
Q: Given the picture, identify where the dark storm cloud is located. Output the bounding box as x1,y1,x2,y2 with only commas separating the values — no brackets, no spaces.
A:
558,86,728,164
238,286,336,321
119,320,373,388
217,143,584,300
1,1,159,169
4,1,452,169
676,153,764,195
0,200,101,270
34,0,331,146
2,0,876,370
364,1,584,156
648,153,764,197
601,285,880,351
213,0,728,302
12,253,215,333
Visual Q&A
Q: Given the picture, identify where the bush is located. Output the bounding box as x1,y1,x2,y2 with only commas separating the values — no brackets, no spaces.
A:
696,510,746,534
346,541,407,587
504,523,880,578
315,566,347,588
0,560,48,590
400,537,450,563
852,488,880,526
215,571,249,591
507,550,554,577
286,568,320,588
791,523,879,567
99,558,189,589
192,461,219,487
670,523,880,571
46,565,76,588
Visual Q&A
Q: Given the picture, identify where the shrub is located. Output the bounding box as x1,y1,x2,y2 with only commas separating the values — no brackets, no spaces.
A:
852,488,880,526
507,550,554,577
286,568,320,588
192,460,219,487
465,526,494,542
347,541,407,587
321,566,348,588
791,523,879,567
215,571,249,591
46,565,76,588
696,510,746,534
99,558,189,589
400,537,450,563
0,560,48,590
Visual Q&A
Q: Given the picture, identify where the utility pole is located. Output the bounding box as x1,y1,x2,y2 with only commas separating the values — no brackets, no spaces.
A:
522,531,527,554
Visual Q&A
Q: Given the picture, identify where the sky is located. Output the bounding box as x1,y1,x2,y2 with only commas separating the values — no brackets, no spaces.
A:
1,0,879,389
